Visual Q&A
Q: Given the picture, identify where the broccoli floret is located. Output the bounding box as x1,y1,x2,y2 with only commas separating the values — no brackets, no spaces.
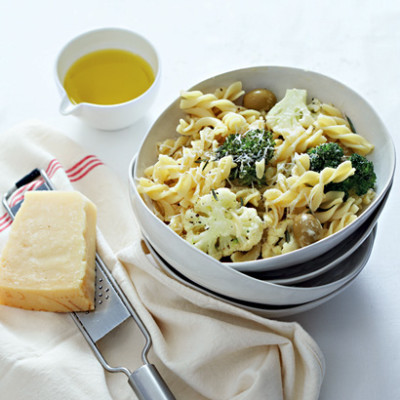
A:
326,153,376,197
308,143,345,172
307,143,376,198
214,128,275,186
182,188,264,260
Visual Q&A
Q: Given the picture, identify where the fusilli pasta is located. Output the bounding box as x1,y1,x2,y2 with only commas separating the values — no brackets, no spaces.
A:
137,82,376,261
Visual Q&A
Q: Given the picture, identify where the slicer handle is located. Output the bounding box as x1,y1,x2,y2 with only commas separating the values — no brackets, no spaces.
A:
128,364,176,400
15,168,41,188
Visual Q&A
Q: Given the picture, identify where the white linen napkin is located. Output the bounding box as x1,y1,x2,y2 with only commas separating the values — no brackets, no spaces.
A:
0,121,325,400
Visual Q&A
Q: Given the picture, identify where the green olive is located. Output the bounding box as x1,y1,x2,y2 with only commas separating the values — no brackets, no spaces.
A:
293,213,323,248
243,88,277,111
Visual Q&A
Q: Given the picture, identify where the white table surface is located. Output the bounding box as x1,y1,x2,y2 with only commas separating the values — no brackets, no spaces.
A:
1,1,399,398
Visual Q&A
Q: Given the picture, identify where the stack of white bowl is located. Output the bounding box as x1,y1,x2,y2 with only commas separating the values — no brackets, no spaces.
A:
129,67,395,317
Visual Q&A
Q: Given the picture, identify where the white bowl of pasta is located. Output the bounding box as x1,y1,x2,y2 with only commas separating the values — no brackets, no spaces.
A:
131,183,384,306
144,224,377,315
130,66,395,282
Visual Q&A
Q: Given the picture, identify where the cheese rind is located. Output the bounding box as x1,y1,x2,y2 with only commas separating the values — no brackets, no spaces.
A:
0,191,97,312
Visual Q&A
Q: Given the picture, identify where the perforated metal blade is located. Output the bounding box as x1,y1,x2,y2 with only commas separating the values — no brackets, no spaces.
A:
73,256,131,342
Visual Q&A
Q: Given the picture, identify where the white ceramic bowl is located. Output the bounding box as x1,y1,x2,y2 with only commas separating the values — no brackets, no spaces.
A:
131,168,381,306
130,66,395,279
145,226,376,315
55,27,161,130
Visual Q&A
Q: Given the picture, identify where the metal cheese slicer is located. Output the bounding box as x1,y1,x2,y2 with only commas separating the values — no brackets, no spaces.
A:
2,168,176,400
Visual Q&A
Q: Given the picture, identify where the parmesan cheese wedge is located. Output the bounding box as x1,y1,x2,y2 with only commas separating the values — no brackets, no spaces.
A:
0,191,97,312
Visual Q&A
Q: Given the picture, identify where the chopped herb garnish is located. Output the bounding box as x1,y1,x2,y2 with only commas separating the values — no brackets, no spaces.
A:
346,115,357,133
195,158,210,171
214,128,275,186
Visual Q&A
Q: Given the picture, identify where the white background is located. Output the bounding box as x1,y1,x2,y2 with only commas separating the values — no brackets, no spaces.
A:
0,1,399,399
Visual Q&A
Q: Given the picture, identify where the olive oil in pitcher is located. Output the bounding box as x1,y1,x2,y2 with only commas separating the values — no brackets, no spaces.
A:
63,49,155,105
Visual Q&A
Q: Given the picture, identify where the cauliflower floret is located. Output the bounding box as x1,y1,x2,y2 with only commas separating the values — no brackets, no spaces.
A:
261,219,300,258
266,88,314,137
182,188,264,260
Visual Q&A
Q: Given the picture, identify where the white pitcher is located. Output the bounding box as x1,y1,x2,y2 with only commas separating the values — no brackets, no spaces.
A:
55,27,160,131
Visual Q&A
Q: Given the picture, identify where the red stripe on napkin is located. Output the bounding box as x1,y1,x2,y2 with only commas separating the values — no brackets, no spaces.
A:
47,159,63,178
69,160,104,182
0,215,12,230
0,155,103,233
0,213,9,223
66,155,96,173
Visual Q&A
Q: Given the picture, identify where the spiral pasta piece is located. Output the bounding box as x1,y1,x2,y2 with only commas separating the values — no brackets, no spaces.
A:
214,81,245,101
307,161,355,211
180,85,241,118
230,187,262,207
325,214,358,236
158,136,191,157
274,125,327,162
177,116,228,137
315,196,360,223
221,112,249,134
315,114,374,156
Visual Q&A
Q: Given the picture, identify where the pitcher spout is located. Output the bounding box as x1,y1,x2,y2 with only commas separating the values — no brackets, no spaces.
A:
59,96,79,115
